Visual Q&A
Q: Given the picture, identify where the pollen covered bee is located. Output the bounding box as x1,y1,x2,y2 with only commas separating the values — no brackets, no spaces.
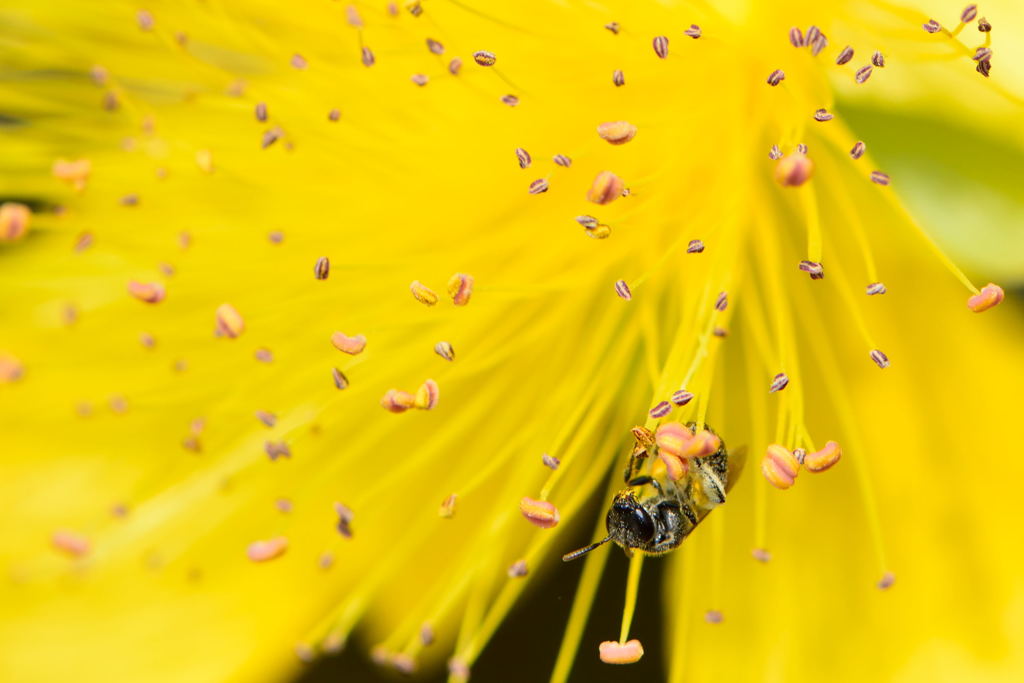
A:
563,422,744,561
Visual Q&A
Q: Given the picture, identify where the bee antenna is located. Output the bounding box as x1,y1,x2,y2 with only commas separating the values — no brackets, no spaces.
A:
561,536,611,562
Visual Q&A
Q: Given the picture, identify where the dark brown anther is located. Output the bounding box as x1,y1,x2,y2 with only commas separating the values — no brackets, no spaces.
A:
836,46,854,65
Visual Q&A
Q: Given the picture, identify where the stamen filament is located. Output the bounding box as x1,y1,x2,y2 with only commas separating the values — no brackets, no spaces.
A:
618,552,644,643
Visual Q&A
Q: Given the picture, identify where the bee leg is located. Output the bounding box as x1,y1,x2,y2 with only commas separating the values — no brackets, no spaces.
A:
626,475,663,494
622,448,648,483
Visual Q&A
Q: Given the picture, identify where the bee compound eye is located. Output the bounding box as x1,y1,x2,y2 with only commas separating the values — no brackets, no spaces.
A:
627,508,656,544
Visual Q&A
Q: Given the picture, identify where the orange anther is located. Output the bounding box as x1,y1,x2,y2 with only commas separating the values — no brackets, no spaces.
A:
655,422,693,458
519,496,560,529
247,536,288,562
447,272,474,305
215,303,245,338
967,283,1004,312
52,529,90,557
414,378,440,409
0,202,30,242
380,389,416,413
597,121,638,145
774,153,814,187
804,440,842,473
599,639,644,664
762,443,800,489
587,170,625,205
127,280,166,304
330,332,367,355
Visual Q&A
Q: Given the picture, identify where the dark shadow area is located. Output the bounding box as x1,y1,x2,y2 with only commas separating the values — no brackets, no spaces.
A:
297,492,668,683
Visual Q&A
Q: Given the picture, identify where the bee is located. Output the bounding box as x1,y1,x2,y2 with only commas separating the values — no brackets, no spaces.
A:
562,423,744,561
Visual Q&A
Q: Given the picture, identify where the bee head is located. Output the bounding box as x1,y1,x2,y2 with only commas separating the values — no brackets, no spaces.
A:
605,490,656,549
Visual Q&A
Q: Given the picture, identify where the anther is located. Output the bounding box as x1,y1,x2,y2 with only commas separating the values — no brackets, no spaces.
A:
671,390,694,406
529,179,549,194
870,349,890,369
332,368,349,389
276,498,292,513
870,170,890,185
414,379,440,410
797,143,808,154
597,121,638,145
542,453,561,470
653,36,669,58
767,69,785,86
799,260,825,279
473,50,497,66
261,128,281,149
427,38,444,55
967,283,1004,312
346,5,363,27
587,171,625,205
804,440,842,472
410,280,439,305
447,272,474,305
381,389,416,413
836,46,854,65
793,448,806,465
265,440,291,461
420,624,435,646
576,215,599,229
137,9,154,30
335,502,354,538
810,34,828,56
877,572,896,589
605,22,620,35
614,279,632,301
806,26,821,45
439,493,457,518
1,356,24,382
247,536,288,562
291,54,307,70
0,202,31,242
789,27,805,47
74,232,93,252
685,24,702,38
850,141,866,159
406,1,423,17
769,372,789,393
448,58,462,74
649,401,672,419
448,659,471,680
434,341,455,361
331,332,367,355
872,51,886,67
973,47,992,62
255,348,274,363
599,639,644,665
978,17,991,32
814,108,833,122
687,239,705,253
774,154,814,187
689,430,721,458
255,410,277,427
977,59,991,78
361,47,375,67
961,5,978,23
516,147,531,169
328,108,340,122
762,444,800,489
854,65,873,84
768,145,782,160
866,282,887,295
314,256,330,280
268,231,284,244
923,19,941,33
501,94,519,107
139,332,156,349
507,560,529,578
519,496,560,529
714,291,728,311
655,422,692,458
411,74,429,87
52,530,90,557
613,69,625,86
127,281,166,304
713,327,728,337
554,154,572,167
120,194,139,207
705,610,724,624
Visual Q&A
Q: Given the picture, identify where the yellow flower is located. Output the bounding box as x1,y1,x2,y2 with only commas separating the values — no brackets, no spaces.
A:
1,1,1022,682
